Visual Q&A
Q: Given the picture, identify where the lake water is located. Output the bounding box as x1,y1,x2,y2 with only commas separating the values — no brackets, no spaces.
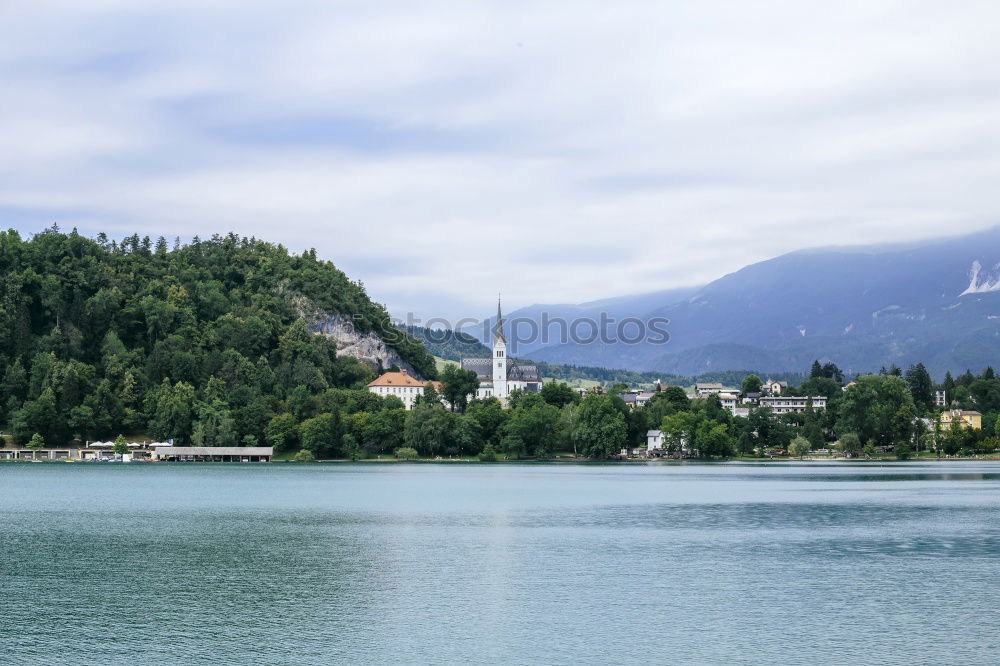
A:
1,462,998,665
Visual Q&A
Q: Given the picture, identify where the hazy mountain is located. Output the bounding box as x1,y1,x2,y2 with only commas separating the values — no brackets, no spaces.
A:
488,227,1000,379
465,286,701,358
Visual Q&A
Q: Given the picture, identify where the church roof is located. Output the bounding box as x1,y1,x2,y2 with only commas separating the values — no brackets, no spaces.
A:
508,361,540,382
493,296,505,344
368,370,425,387
460,357,493,381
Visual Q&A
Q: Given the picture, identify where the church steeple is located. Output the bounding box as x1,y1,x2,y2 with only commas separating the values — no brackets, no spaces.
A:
493,294,506,344
492,294,508,399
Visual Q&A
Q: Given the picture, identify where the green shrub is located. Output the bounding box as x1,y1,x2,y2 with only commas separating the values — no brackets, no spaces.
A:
394,447,419,460
293,449,315,462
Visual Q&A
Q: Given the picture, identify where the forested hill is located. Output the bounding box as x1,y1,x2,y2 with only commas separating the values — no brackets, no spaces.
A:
402,325,490,361
0,228,436,446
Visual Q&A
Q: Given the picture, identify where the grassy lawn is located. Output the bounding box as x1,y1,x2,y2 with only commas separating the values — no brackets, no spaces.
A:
543,377,601,389
434,356,459,373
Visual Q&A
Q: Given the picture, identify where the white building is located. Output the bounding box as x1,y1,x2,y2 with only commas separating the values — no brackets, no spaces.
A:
764,379,788,395
757,395,827,414
694,382,727,397
934,389,947,407
645,429,696,456
461,298,541,402
717,392,739,411
367,369,442,409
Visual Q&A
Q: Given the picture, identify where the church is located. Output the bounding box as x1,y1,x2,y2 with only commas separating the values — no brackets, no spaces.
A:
460,298,542,401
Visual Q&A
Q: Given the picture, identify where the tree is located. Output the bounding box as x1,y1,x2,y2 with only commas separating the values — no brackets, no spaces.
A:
404,402,450,456
68,405,96,441
451,415,482,456
438,365,480,412
299,412,342,458
342,433,362,460
574,394,627,458
11,388,61,445
293,449,315,462
837,375,916,448
265,413,298,451
894,440,913,460
644,386,690,426
27,432,45,451
838,433,862,458
502,395,560,458
191,397,237,447
819,362,844,384
540,382,579,408
748,407,792,451
394,447,419,460
146,380,196,444
943,371,955,405
904,363,934,412
420,382,441,406
661,411,697,455
696,421,733,458
383,394,405,410
355,408,405,456
112,434,129,456
466,398,506,447
741,374,762,394
557,403,579,455
789,435,810,459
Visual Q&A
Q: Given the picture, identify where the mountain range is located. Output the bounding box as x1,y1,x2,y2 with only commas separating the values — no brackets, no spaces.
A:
472,227,1000,379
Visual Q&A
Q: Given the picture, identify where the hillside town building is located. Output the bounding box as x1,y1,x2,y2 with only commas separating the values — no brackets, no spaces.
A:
757,395,827,414
764,379,788,395
367,369,443,409
934,390,947,407
694,382,729,397
940,409,982,430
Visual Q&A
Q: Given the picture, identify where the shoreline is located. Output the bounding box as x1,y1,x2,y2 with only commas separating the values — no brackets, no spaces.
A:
4,455,998,464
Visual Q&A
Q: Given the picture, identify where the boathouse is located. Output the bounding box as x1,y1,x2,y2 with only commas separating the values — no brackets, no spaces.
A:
154,447,273,462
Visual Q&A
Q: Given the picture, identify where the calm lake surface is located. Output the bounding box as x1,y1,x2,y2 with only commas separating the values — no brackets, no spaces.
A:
2,462,998,665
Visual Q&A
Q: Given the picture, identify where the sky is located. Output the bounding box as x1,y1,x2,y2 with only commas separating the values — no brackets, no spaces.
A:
2,1,1000,323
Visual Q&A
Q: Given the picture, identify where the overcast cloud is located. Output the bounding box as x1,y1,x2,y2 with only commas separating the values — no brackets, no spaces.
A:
2,0,999,320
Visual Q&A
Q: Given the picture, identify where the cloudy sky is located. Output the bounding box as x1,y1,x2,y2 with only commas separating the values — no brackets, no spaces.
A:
2,1,1000,321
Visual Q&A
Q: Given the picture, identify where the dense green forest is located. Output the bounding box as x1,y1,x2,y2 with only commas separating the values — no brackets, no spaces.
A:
401,325,490,361
0,227,436,448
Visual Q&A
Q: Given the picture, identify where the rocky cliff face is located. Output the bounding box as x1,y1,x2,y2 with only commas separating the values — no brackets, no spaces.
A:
306,313,419,377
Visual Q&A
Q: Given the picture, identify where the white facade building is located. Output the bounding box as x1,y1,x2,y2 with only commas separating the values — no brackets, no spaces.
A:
717,392,739,411
367,369,441,409
934,389,947,407
757,395,827,414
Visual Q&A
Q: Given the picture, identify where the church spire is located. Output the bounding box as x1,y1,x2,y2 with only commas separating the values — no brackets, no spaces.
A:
493,294,506,344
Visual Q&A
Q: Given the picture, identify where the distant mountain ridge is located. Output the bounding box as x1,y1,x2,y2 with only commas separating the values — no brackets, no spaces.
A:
477,227,1000,379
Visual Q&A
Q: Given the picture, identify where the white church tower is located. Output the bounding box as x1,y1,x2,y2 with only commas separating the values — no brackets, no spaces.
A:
492,296,508,398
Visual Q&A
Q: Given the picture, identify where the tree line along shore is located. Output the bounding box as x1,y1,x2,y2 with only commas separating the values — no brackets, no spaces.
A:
2,228,998,462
